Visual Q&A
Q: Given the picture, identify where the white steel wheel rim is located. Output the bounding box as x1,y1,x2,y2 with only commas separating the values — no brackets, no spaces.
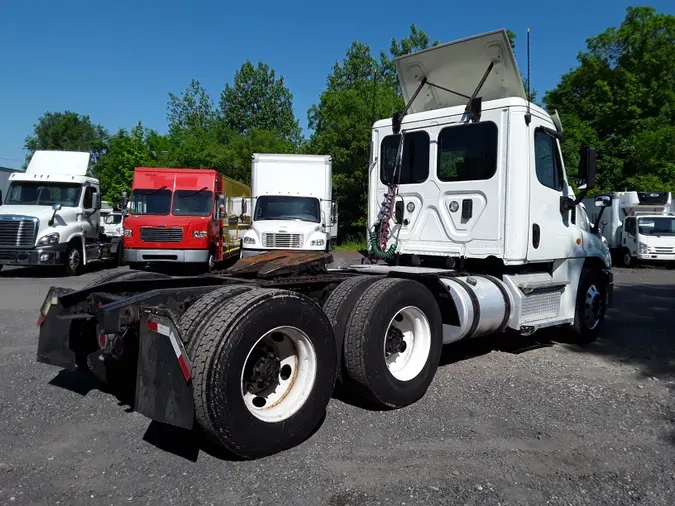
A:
241,325,317,423
383,306,432,382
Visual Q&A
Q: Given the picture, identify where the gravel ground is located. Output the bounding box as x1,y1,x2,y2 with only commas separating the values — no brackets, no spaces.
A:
0,257,674,506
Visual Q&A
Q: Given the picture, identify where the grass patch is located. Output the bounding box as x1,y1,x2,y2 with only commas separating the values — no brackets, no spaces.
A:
334,234,368,252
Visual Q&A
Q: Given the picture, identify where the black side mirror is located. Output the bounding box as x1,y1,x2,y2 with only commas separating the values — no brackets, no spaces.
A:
578,146,597,189
48,203,62,227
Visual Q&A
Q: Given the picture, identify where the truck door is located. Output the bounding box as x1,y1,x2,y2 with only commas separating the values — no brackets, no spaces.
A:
81,186,99,238
527,123,576,261
623,217,637,254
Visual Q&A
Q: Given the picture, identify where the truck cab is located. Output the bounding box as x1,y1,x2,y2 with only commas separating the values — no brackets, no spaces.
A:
123,168,251,270
586,191,675,266
365,29,611,335
241,154,338,257
0,150,122,275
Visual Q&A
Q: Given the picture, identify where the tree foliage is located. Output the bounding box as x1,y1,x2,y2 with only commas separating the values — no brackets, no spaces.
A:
220,61,302,145
93,123,156,202
24,111,109,168
544,6,675,193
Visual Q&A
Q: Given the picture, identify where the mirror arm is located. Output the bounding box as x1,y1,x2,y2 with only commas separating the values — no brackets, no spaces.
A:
48,209,58,227
591,206,607,235
560,185,590,214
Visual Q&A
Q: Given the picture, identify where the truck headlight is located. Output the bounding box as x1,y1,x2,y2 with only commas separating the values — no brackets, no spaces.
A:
123,229,132,237
639,241,648,254
243,236,256,245
193,230,208,238
37,233,60,246
310,239,325,247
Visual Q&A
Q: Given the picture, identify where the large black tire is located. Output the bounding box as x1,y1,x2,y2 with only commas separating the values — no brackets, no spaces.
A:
64,244,83,276
191,288,337,459
568,267,607,345
84,268,170,289
178,284,253,356
343,277,443,409
322,275,382,383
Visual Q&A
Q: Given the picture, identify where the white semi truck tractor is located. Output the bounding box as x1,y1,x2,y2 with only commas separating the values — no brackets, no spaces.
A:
35,29,612,460
0,150,124,275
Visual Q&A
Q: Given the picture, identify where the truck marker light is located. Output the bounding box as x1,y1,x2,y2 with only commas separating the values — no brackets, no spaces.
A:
576,238,581,245
146,319,192,381
37,314,47,327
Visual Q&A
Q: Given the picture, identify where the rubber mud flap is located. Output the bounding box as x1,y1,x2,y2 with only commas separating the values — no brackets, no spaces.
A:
135,312,194,430
36,297,77,370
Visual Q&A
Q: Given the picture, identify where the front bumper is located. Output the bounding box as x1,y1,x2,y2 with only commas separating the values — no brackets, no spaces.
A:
637,252,675,261
124,248,209,263
0,244,67,266
241,247,325,258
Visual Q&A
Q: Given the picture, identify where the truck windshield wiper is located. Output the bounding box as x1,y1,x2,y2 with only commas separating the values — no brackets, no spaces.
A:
139,185,168,196
178,186,208,199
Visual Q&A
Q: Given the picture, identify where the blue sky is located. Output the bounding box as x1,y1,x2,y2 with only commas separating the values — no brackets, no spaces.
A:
1,0,672,170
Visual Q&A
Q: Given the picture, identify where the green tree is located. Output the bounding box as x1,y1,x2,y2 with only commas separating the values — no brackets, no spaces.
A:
308,26,436,239
24,111,109,168
219,61,302,145
167,79,217,135
93,123,155,203
544,6,675,193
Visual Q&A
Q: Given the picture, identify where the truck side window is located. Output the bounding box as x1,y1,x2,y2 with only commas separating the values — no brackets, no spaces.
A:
534,129,563,191
437,121,498,182
380,131,429,185
624,218,636,236
83,187,96,209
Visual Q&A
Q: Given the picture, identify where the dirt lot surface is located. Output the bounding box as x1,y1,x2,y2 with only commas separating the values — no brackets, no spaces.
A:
0,256,674,505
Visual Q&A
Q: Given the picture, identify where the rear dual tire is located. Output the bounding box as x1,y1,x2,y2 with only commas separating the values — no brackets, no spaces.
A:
324,277,444,409
189,288,337,459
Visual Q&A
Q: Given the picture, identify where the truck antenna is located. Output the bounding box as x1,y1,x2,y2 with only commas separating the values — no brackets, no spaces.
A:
371,67,378,126
525,28,532,126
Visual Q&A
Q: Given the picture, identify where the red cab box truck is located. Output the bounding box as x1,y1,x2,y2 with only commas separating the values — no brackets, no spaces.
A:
123,167,251,270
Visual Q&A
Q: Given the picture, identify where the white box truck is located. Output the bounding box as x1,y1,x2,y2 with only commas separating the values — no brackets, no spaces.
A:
0,150,124,275
240,153,338,256
35,29,613,460
584,191,675,266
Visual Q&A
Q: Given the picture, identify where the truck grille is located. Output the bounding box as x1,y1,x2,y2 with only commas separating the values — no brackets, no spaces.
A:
649,246,675,255
262,233,303,248
0,216,38,248
140,226,184,243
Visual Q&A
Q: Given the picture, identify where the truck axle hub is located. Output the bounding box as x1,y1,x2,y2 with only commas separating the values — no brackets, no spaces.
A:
245,348,281,394
385,326,407,356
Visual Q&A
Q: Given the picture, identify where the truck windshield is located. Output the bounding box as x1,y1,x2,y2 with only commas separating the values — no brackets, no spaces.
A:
130,188,172,215
104,214,123,225
172,189,213,217
4,182,82,207
254,196,320,223
638,217,675,236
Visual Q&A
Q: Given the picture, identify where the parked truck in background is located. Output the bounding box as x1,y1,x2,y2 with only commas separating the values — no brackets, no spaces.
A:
0,150,123,275
123,167,251,271
240,153,337,257
35,29,612,460
584,191,675,266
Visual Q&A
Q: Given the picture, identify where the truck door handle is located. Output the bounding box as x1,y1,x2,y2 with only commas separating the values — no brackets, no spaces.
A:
461,199,473,221
532,224,540,249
